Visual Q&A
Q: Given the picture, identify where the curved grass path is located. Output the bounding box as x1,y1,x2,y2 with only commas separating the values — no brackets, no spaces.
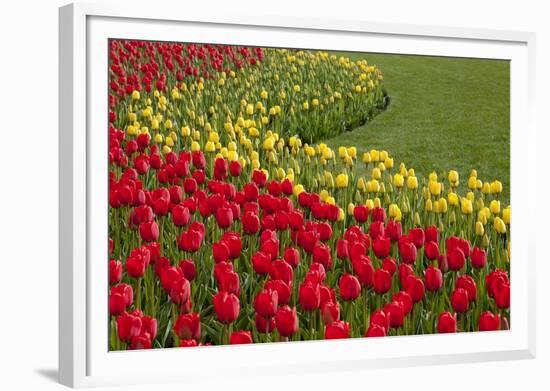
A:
324,52,510,203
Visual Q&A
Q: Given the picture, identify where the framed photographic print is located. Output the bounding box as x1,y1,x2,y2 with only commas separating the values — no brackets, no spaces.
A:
59,2,537,388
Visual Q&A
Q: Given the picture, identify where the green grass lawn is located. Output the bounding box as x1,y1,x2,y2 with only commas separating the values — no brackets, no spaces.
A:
324,52,510,204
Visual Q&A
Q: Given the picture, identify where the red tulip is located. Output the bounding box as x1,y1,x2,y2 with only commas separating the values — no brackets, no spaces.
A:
178,228,203,252
373,268,392,294
471,247,487,269
230,331,253,344
312,243,332,270
243,183,259,202
111,283,133,307
139,221,159,242
450,288,469,313
283,247,300,268
299,282,321,311
212,241,230,264
252,251,271,275
213,291,240,324
254,289,279,318
398,237,417,264
353,205,369,223
382,257,397,276
352,256,374,287
369,221,385,240
109,259,122,285
222,232,242,258
275,306,298,337
179,339,198,347
169,277,191,306
337,239,350,260
255,314,276,334
425,225,438,243
130,333,152,350
242,211,260,234
172,204,191,227
392,291,413,315
321,302,340,325
269,259,293,285
116,312,142,342
370,309,390,333
365,324,386,337
398,263,415,289
406,276,425,303
447,248,465,271
339,274,361,301
424,241,439,261
494,280,510,309
215,206,234,229
437,312,457,333
174,313,201,340
384,301,405,328
424,265,443,292
109,292,126,316
265,279,291,305
218,270,240,296
179,259,196,281
479,311,500,331
325,321,350,339
229,161,242,177
456,275,477,302
141,316,157,340
373,237,391,259
386,220,402,242
409,227,425,248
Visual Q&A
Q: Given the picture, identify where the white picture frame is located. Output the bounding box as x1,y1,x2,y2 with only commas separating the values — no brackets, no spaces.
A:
59,2,537,388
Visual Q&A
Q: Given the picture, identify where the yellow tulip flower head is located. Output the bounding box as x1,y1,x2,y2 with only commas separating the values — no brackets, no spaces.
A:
393,173,404,188
494,217,507,234
406,176,418,190
490,180,503,194
336,173,349,188
475,221,485,236
489,200,501,215
503,206,511,224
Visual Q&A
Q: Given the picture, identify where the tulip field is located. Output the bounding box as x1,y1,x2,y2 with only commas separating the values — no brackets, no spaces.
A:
108,40,510,350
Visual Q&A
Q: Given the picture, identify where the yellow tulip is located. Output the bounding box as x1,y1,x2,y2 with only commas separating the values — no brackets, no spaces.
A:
293,184,305,196
406,176,418,190
162,145,171,155
448,170,459,184
338,208,345,221
437,198,448,213
131,90,140,100
494,217,507,234
336,173,349,188
476,221,485,236
503,206,511,224
191,141,200,152
428,180,442,196
468,176,478,190
370,149,380,162
362,152,371,164
490,200,501,215
393,173,404,188
347,203,355,215
425,199,433,212
372,167,381,180
461,198,473,214
490,180,503,194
